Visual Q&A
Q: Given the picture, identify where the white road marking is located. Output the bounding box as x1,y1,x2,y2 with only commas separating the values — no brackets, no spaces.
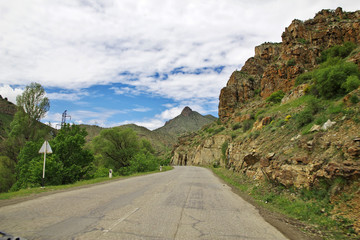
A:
103,207,140,235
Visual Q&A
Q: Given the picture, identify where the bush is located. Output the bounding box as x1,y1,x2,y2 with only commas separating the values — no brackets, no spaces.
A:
350,95,359,104
232,123,241,130
296,110,314,128
317,42,357,63
307,96,323,114
295,72,313,86
342,75,360,92
266,90,285,103
314,61,359,99
243,119,254,132
221,141,229,163
287,59,296,67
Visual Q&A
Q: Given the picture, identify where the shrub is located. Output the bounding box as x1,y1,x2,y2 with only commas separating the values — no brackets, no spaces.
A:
296,110,314,128
295,72,313,86
314,61,359,99
307,96,323,114
243,119,254,132
350,95,359,104
287,59,296,67
266,90,285,103
317,41,357,63
342,75,360,93
254,88,261,96
232,123,241,130
221,141,229,163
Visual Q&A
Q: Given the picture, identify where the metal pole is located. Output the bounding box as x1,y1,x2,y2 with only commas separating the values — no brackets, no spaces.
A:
42,141,47,188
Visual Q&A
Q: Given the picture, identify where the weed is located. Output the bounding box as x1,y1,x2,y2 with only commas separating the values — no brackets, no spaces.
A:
350,95,359,104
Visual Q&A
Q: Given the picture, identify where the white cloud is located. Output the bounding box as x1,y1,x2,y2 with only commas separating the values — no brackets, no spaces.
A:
1,0,359,127
0,84,23,104
46,91,89,101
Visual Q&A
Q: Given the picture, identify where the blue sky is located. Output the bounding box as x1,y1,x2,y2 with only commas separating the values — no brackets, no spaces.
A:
1,0,359,130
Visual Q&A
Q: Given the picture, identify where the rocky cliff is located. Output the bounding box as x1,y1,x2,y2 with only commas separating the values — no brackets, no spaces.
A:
172,8,360,233
219,7,360,122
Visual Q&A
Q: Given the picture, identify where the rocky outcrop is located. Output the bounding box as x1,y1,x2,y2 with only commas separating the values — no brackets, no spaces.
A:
219,7,360,122
172,134,231,166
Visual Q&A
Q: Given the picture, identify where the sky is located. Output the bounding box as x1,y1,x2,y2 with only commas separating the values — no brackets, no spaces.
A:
1,0,359,130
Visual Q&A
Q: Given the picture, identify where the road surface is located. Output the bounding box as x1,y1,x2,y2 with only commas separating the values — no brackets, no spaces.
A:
0,166,287,239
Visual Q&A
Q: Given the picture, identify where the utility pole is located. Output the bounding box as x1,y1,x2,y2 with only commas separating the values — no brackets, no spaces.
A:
61,110,71,128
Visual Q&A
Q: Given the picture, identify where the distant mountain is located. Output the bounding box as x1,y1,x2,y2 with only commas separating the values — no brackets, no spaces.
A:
80,106,217,156
0,96,17,141
154,107,216,142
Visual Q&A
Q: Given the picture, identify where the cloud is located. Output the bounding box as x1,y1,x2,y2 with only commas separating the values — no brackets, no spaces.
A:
0,84,23,104
46,91,89,101
1,0,359,128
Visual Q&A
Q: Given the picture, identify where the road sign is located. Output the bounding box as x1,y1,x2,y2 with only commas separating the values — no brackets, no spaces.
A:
39,141,53,187
39,141,52,153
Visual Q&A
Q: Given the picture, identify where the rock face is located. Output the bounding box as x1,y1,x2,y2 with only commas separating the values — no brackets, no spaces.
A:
219,7,360,122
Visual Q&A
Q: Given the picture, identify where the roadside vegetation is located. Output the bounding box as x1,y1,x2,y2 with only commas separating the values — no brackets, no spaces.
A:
0,83,171,194
211,167,358,239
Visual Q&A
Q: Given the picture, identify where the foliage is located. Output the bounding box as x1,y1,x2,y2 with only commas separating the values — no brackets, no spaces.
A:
295,71,313,86
243,119,254,132
317,41,357,63
0,156,15,192
11,140,63,191
221,141,228,162
212,167,356,238
350,95,359,104
266,90,285,103
342,75,360,92
232,123,241,131
286,58,296,67
16,82,50,121
11,124,94,190
51,124,94,184
295,109,314,129
313,59,359,99
92,128,159,175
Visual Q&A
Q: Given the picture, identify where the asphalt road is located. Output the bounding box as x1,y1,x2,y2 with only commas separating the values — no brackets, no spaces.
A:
0,166,288,240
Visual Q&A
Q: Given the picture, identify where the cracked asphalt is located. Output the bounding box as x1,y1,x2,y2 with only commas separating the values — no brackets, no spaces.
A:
0,166,288,239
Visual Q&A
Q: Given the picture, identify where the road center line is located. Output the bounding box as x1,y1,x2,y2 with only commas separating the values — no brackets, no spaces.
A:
103,207,140,234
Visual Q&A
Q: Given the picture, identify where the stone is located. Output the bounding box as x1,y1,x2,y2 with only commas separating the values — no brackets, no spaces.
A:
291,134,301,141
322,119,336,130
260,157,270,167
266,152,275,160
348,147,360,157
244,154,260,166
310,124,321,132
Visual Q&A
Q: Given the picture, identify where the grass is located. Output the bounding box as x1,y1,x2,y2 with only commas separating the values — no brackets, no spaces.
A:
211,167,357,239
0,166,173,201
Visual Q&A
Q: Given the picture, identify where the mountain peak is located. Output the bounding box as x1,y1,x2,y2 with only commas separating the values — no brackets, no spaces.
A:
181,106,193,117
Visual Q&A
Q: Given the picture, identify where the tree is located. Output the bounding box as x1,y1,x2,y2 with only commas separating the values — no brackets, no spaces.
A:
16,82,49,121
51,124,94,184
6,82,51,162
11,140,63,191
92,128,139,173
0,156,16,192
92,128,159,175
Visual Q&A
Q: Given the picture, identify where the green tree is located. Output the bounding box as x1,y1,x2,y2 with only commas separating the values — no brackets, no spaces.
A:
11,140,63,191
92,128,139,172
16,82,49,121
51,124,94,184
0,156,16,192
92,128,159,175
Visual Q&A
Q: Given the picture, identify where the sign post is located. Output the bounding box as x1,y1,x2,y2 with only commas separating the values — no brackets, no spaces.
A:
39,141,52,188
